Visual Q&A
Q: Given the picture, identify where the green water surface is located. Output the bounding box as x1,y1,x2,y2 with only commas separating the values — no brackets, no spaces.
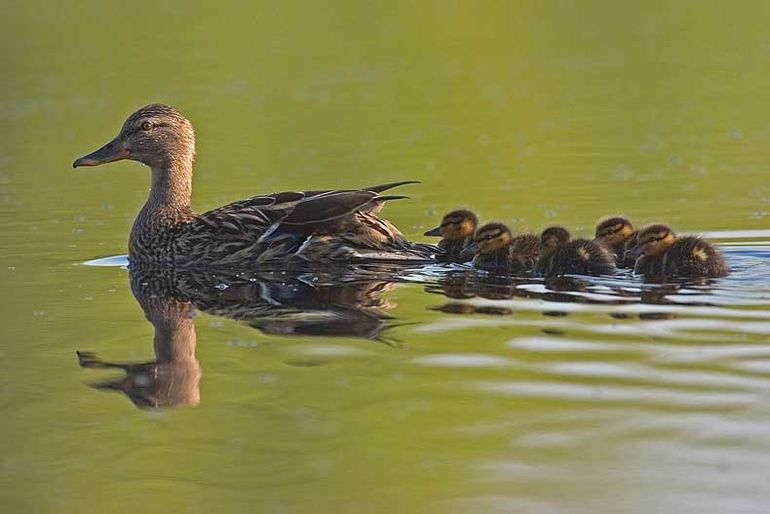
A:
2,2,770,513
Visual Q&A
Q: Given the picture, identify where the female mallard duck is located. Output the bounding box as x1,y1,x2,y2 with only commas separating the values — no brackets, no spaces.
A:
424,209,478,263
625,224,729,278
536,226,615,277
594,216,637,268
73,104,437,267
471,222,540,274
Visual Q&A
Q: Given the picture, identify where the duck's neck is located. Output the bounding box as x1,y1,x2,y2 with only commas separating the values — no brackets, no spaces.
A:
130,160,196,259
136,160,195,223
145,160,193,213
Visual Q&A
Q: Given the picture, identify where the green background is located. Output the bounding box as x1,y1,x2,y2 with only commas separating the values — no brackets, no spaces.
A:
2,2,770,513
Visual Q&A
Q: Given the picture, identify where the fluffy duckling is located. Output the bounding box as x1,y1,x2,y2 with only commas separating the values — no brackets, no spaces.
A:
594,216,637,268
424,209,478,263
626,224,729,278
536,226,615,277
471,222,540,274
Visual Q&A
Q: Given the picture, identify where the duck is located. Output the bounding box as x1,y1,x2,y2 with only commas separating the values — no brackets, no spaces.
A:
72,104,437,267
423,209,478,262
471,222,540,274
536,226,615,277
625,223,729,278
594,216,637,268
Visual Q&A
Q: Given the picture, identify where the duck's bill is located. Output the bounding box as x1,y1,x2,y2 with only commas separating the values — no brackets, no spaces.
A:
72,137,130,168
458,242,479,262
624,244,643,262
424,226,443,237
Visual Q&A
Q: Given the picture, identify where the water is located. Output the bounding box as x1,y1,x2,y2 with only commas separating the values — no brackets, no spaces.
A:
3,2,770,513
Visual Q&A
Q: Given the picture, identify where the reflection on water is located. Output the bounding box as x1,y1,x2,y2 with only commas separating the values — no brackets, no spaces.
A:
77,265,406,408
66,242,770,512
78,241,770,415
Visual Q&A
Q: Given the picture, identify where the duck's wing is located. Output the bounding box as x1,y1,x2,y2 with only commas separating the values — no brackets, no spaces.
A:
257,190,408,244
177,183,421,264
195,181,417,226
278,191,406,228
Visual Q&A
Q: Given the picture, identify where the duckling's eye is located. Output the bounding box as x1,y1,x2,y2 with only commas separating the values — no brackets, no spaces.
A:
141,121,153,131
643,236,662,245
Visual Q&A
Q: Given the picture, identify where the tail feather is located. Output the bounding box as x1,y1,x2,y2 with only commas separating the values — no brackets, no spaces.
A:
366,180,420,193
373,195,409,203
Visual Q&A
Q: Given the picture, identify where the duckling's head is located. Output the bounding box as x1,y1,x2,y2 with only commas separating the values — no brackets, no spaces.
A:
540,226,571,254
424,209,479,240
474,223,513,254
628,224,677,258
73,104,195,170
595,217,634,246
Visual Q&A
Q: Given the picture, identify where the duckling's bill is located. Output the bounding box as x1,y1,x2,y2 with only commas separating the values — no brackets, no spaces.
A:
624,243,643,261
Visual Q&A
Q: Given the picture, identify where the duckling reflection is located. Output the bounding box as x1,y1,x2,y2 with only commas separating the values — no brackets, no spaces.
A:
78,266,403,409
429,303,513,316
424,271,478,299
424,271,542,312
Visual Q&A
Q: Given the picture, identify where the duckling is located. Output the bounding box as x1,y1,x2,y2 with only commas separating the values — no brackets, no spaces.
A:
471,223,540,274
536,226,615,277
72,104,436,267
424,209,478,263
594,216,637,268
625,224,729,278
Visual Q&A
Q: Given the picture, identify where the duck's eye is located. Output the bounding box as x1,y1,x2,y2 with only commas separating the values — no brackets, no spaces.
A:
141,121,153,131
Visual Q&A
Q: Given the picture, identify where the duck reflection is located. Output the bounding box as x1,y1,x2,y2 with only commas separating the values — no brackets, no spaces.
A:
78,265,402,409
77,270,201,408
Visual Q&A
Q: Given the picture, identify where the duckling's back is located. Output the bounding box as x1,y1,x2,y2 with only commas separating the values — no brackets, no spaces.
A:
540,239,614,277
510,234,541,270
662,236,728,278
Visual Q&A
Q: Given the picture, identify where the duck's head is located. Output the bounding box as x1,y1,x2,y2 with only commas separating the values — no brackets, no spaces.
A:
595,217,634,246
540,226,571,254
73,104,195,170
424,209,479,240
474,222,513,254
626,224,676,260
